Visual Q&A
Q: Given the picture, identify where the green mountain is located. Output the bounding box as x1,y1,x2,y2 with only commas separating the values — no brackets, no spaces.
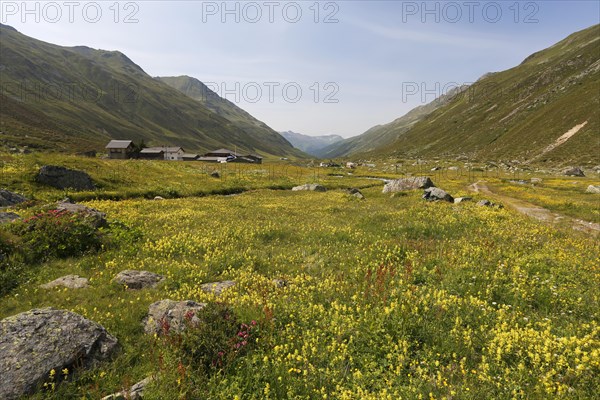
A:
279,131,344,157
320,86,467,158
0,24,302,157
365,24,600,165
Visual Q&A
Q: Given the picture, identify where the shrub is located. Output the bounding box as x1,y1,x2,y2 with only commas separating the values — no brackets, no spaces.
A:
7,209,103,262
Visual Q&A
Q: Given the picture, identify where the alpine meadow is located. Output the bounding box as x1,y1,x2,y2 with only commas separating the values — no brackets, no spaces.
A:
0,3,599,400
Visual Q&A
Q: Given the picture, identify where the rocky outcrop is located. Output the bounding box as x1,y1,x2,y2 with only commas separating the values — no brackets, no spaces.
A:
113,270,165,290
453,197,472,204
0,308,118,400
586,185,600,194
53,201,107,228
0,212,20,224
143,300,207,335
0,189,27,207
36,165,95,190
292,184,327,192
200,280,236,296
564,167,585,177
422,187,454,203
101,377,152,400
346,188,364,199
40,275,89,289
382,177,434,193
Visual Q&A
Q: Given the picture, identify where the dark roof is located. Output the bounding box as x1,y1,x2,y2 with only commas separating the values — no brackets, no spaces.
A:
140,148,164,154
144,147,184,153
105,140,133,149
206,148,240,156
182,154,199,158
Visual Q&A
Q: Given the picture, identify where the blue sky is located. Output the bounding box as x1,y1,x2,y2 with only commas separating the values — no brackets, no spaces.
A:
2,1,599,137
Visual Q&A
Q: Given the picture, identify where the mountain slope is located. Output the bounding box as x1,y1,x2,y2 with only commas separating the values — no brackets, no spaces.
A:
369,24,600,165
320,86,468,158
0,25,302,157
156,76,299,155
279,131,344,157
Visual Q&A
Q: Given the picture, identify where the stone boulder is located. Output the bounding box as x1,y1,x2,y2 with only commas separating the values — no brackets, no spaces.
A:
113,270,165,290
200,280,236,296
0,212,20,224
101,377,152,400
382,177,434,194
40,275,89,289
564,167,585,177
454,197,472,204
0,189,27,207
0,308,118,400
292,183,327,192
36,165,95,190
345,188,364,199
477,200,504,209
530,178,543,184
422,187,454,203
210,170,221,178
53,201,107,228
143,300,207,335
586,185,600,194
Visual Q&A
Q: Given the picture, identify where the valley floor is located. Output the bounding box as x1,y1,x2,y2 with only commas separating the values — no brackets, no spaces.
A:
1,157,599,399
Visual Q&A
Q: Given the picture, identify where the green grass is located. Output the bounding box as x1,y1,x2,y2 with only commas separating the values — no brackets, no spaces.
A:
1,156,599,399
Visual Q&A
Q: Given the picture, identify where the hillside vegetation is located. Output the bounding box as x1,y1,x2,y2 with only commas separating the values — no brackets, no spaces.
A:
0,25,302,158
334,25,599,166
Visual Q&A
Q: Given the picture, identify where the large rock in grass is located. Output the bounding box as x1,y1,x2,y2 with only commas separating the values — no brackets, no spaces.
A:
0,308,118,400
382,177,434,194
0,212,20,224
0,189,27,207
113,270,165,290
143,300,207,335
36,165,95,190
40,275,89,289
586,185,600,194
54,201,107,228
292,183,327,192
564,167,585,177
422,187,454,203
200,280,236,296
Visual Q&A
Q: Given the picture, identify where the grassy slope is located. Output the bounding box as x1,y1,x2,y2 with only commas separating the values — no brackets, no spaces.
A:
157,76,304,157
365,24,600,165
320,86,467,159
0,25,301,158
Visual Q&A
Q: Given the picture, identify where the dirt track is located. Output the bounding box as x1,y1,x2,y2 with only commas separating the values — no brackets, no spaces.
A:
469,181,600,236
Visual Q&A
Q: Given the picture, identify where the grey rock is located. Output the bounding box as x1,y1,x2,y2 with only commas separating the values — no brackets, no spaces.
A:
0,212,20,224
292,184,327,192
0,189,27,207
54,202,107,228
382,177,435,193
153,196,164,201
200,280,236,296
430,166,442,171
422,187,454,203
40,275,89,289
143,300,207,335
36,165,95,190
101,377,152,400
346,188,365,199
0,308,118,400
564,167,585,177
477,200,492,207
273,279,288,288
210,170,221,178
586,185,600,194
530,178,543,184
113,270,165,290
454,197,473,204
447,166,459,171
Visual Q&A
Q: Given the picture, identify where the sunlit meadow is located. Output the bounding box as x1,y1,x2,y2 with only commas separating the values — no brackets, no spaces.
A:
1,155,599,399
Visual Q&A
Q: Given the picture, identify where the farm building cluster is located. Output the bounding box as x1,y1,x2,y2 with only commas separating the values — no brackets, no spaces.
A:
105,140,262,164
